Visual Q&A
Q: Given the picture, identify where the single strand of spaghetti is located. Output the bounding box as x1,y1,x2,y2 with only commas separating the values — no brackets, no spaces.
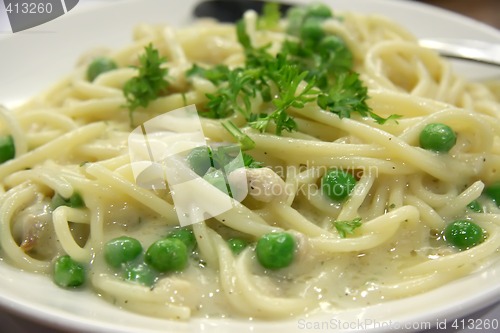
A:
282,165,301,206
192,221,218,268
0,183,51,272
115,299,190,320
84,163,178,223
469,213,500,226
363,179,390,220
84,197,105,251
0,105,28,157
92,273,195,302
0,122,106,180
25,131,67,149
72,80,123,99
437,181,484,218
133,92,206,120
271,203,333,237
246,132,386,159
52,206,91,262
75,141,126,161
369,266,473,299
293,117,344,142
295,156,416,175
95,154,131,170
91,274,191,319
4,168,73,198
92,67,137,89
337,172,376,221
387,176,407,208
367,89,447,118
310,206,418,253
404,195,444,230
60,98,124,119
17,110,77,132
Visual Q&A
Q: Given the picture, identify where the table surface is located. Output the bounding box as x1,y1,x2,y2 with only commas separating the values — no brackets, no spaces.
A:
0,0,499,332
417,0,500,29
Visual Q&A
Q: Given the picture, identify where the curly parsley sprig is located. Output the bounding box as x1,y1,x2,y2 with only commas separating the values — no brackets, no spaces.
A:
187,3,399,137
333,217,362,238
123,44,169,125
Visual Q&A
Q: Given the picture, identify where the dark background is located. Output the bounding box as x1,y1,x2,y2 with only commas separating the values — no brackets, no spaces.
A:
418,0,500,28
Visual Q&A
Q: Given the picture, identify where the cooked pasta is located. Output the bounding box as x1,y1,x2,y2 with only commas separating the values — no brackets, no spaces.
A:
0,3,499,321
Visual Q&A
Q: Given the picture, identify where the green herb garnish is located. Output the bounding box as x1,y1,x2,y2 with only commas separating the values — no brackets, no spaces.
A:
333,217,362,238
123,44,169,124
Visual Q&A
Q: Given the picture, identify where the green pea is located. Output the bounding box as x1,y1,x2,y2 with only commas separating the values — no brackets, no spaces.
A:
319,35,344,52
484,181,500,206
104,236,143,268
187,146,213,176
124,263,156,286
69,192,84,207
145,238,188,273
444,220,484,250
53,255,85,288
50,192,85,210
300,17,325,41
86,57,117,81
0,135,15,164
227,238,248,255
167,227,197,252
286,7,306,36
466,200,483,213
305,3,332,19
321,169,357,201
419,123,457,153
256,232,295,269
319,36,352,66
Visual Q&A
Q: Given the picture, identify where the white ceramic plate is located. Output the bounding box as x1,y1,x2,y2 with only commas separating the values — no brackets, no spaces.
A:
1,0,500,332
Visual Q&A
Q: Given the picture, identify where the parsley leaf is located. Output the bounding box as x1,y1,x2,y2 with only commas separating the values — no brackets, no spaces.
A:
317,72,370,120
258,2,281,30
317,72,399,124
333,217,362,238
237,24,319,135
123,44,169,124
249,61,318,135
186,64,230,85
221,120,256,151
243,153,263,168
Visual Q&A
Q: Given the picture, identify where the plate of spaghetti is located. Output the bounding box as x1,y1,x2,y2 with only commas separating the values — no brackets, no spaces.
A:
0,0,499,332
